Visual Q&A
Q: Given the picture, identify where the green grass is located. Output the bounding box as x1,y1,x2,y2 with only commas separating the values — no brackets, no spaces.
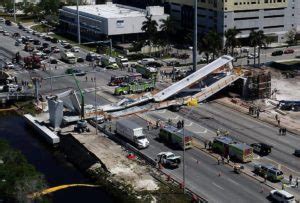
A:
31,24,50,33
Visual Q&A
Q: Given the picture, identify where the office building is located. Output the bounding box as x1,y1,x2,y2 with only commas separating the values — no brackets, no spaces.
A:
59,2,168,42
164,0,298,43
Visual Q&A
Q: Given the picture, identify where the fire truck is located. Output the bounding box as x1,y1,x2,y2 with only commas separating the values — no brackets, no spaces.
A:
23,56,42,69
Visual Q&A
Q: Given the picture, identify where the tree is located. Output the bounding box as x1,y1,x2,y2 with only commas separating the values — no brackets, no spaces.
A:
159,17,176,52
198,30,222,63
141,15,158,51
286,28,297,46
224,27,240,56
2,0,13,12
198,34,211,63
206,30,222,60
249,30,266,67
37,0,60,15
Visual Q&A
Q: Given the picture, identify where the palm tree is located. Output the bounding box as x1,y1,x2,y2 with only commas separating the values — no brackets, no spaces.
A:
256,30,266,68
224,27,240,56
249,30,259,66
249,30,266,67
206,30,222,60
141,15,158,47
159,17,176,52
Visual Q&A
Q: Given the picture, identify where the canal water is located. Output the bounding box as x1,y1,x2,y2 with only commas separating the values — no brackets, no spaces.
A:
0,112,114,203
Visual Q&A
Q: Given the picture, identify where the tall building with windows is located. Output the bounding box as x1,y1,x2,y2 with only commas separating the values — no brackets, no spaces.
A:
163,0,298,43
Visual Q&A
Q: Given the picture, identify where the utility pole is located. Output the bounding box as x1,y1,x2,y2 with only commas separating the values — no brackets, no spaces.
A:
193,0,198,72
76,0,81,44
13,0,16,22
94,76,97,135
182,119,185,193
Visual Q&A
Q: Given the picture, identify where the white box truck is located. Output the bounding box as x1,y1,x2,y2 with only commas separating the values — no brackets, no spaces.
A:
116,119,149,149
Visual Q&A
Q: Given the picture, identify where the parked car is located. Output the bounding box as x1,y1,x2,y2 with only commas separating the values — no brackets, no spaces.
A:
51,37,58,43
3,31,9,36
5,20,11,26
250,143,272,155
284,49,294,54
77,57,84,63
294,149,300,157
248,53,259,59
50,58,58,64
271,50,283,56
71,46,80,52
42,42,49,48
5,62,14,69
33,39,41,45
64,43,72,49
15,41,20,46
269,190,296,203
0,18,5,23
43,48,51,54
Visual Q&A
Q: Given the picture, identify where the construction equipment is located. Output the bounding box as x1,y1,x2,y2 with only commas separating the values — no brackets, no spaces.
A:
72,73,90,133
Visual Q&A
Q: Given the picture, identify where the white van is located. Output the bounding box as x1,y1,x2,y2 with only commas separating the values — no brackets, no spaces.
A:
270,190,296,203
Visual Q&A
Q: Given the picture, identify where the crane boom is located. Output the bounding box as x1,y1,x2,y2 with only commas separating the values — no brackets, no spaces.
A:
72,73,85,119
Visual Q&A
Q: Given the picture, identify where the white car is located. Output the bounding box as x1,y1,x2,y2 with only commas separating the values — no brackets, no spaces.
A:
3,31,9,36
60,40,68,46
269,190,295,203
71,46,80,52
5,62,14,69
248,53,259,59
0,18,5,22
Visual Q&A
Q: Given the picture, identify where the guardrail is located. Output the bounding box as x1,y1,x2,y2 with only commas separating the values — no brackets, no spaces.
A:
89,120,208,203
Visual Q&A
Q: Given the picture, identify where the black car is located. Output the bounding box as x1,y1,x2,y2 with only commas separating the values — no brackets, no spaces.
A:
271,50,283,56
18,24,24,29
50,58,58,64
36,46,44,51
42,42,49,48
5,20,11,26
51,37,58,43
250,143,273,155
64,44,72,49
33,39,41,45
43,48,51,54
77,57,84,63
294,149,300,157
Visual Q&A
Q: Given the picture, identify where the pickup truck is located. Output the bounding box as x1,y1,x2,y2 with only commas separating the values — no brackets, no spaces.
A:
157,152,181,168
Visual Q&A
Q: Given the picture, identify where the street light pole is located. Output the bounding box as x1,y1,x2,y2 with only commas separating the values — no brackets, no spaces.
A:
13,0,16,22
182,120,186,194
94,76,97,135
76,0,81,45
192,0,198,72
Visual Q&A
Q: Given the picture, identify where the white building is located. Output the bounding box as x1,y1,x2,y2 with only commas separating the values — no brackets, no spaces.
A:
59,2,169,42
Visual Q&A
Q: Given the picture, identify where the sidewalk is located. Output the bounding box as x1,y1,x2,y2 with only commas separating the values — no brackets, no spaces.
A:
216,97,300,134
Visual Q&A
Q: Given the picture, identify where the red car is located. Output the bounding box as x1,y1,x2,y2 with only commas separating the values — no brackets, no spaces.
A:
284,49,294,54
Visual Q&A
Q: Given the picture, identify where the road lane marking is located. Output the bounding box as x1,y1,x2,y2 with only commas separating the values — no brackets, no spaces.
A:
194,129,208,134
226,178,240,186
186,122,193,127
212,182,224,190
